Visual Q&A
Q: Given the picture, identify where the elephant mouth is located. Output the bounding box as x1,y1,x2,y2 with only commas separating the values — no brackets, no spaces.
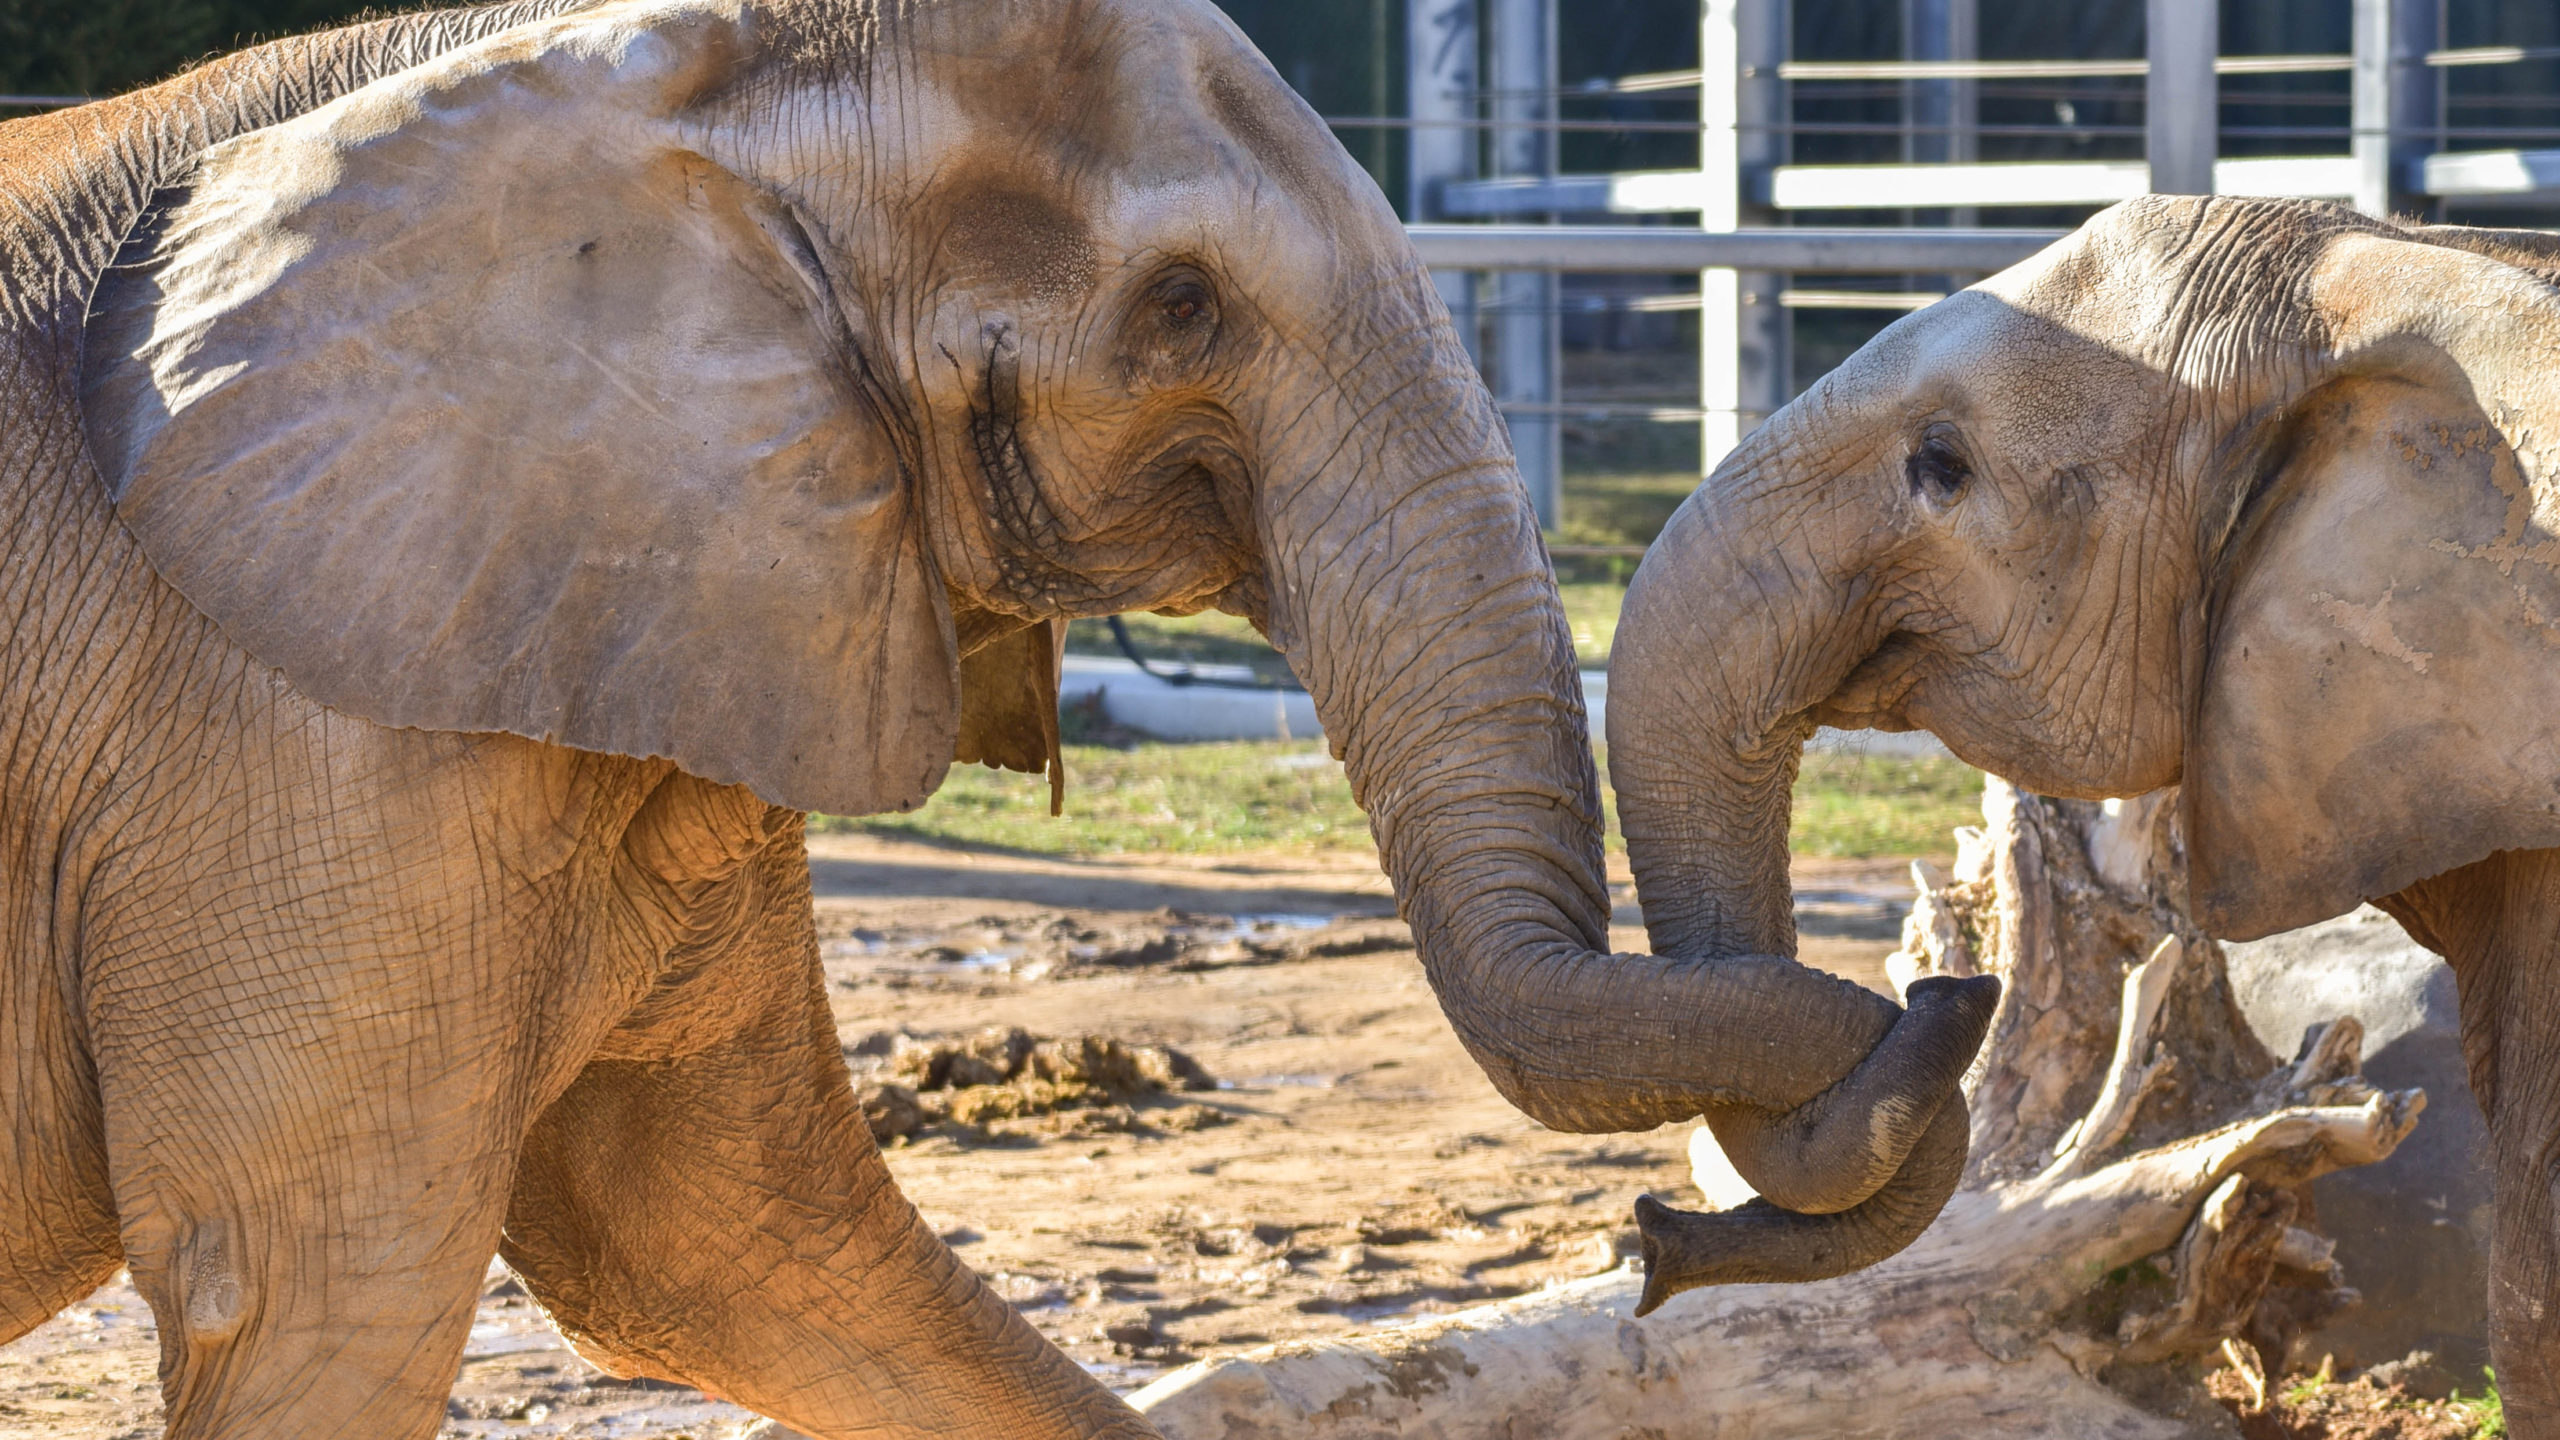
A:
1806,634,1928,733
1051,426,1259,619
952,343,1253,621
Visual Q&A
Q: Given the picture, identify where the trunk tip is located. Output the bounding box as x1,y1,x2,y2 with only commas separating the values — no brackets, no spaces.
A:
1631,1194,1677,1317
1630,1191,1788,1314
1902,972,2003,1060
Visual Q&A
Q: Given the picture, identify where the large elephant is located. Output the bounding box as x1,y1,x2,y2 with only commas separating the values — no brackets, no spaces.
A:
1609,193,2560,1422
0,0,1998,1434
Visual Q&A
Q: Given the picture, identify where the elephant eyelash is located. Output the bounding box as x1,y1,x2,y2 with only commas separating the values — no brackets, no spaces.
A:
1905,435,1971,505
1116,267,1224,388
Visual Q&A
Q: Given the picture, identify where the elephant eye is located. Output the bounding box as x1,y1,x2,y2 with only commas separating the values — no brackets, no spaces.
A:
1119,266,1224,388
1906,433,1971,505
1160,281,1212,327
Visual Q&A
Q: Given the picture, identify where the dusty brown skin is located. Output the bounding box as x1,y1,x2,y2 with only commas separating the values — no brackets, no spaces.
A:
1610,193,2560,1422
0,0,1999,1435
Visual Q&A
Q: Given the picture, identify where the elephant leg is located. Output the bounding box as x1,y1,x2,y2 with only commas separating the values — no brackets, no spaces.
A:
82,874,537,1437
90,1040,517,1439
2384,847,2560,1434
500,848,1153,1439
0,933,123,1341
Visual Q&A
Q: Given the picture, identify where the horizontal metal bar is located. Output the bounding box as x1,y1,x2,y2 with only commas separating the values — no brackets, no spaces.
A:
1612,69,1707,94
2428,45,2560,68
1548,544,1652,558
1472,42,2551,103
1325,116,1711,134
1781,57,2133,80
1781,287,1944,310
1440,171,1704,216
2418,148,2560,196
0,95,90,107
1475,293,1706,315
1341,115,2162,138
1767,155,2358,209
1500,401,1708,421
1776,54,2352,82
1406,225,2067,273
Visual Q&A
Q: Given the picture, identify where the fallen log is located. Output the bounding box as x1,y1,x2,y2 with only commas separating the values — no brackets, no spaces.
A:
1130,780,2423,1439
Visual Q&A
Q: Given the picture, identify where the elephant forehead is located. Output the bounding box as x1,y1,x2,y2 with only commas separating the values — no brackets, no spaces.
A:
1822,290,2166,445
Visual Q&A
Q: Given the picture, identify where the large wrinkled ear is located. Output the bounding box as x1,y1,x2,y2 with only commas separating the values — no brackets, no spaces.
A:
2186,234,2560,939
79,3,958,817
953,619,1065,815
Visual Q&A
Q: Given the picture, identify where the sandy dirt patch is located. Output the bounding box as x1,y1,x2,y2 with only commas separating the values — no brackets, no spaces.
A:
0,834,1911,1438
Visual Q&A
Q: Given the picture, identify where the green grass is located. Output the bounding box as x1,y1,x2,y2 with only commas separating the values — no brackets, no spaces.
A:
822,742,1983,862
2456,1370,2506,1439
1789,753,1989,859
825,740,1373,856
1557,581,1628,666
1554,470,1696,554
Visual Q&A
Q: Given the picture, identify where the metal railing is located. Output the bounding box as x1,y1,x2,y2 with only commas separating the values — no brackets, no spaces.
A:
1403,224,2066,273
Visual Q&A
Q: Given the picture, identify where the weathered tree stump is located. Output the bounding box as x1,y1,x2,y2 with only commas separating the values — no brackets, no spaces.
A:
1130,780,2424,1439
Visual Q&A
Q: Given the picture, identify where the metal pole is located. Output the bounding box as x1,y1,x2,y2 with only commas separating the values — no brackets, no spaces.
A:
2352,0,2441,219
2145,0,2218,195
1489,0,1561,529
1371,0,1392,190
1701,0,1787,473
1908,0,1978,229
2399,0,2442,220
2351,0,2390,215
1408,0,1480,365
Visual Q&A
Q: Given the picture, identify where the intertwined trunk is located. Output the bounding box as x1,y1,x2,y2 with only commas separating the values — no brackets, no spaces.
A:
1601,438,1999,1289
1133,779,2421,1439
1260,273,1993,1292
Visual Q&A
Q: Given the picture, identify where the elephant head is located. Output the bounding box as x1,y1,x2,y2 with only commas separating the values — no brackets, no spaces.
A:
1611,195,2560,1298
75,0,1991,1286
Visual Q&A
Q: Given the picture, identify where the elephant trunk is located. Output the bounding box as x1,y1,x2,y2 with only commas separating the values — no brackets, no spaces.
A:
1264,275,1992,1288
1591,438,1996,1299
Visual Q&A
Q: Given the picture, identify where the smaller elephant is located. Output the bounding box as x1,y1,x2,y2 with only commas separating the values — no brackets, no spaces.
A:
1608,193,2560,1425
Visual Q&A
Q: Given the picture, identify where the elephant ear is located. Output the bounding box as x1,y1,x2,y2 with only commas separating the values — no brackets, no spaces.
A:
78,3,959,818
953,619,1066,815
2186,235,2560,939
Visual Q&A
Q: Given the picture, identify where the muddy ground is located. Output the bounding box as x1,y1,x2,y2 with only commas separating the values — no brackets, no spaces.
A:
0,833,1913,1439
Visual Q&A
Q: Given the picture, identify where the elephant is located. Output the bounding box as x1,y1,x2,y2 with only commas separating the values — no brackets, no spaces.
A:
0,0,2000,1433
1607,192,2560,1424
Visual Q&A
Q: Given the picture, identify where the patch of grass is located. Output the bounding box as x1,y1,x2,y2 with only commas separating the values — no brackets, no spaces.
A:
822,741,1981,863
1557,581,1627,666
2456,1369,2505,1438
1555,470,1696,553
1788,753,1987,859
821,740,1374,857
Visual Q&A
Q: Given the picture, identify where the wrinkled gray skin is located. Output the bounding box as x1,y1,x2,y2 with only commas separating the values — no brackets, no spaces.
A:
0,0,1993,1434
1610,193,2560,1419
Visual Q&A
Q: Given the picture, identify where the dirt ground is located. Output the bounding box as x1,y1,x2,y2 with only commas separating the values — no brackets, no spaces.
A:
0,833,1914,1439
